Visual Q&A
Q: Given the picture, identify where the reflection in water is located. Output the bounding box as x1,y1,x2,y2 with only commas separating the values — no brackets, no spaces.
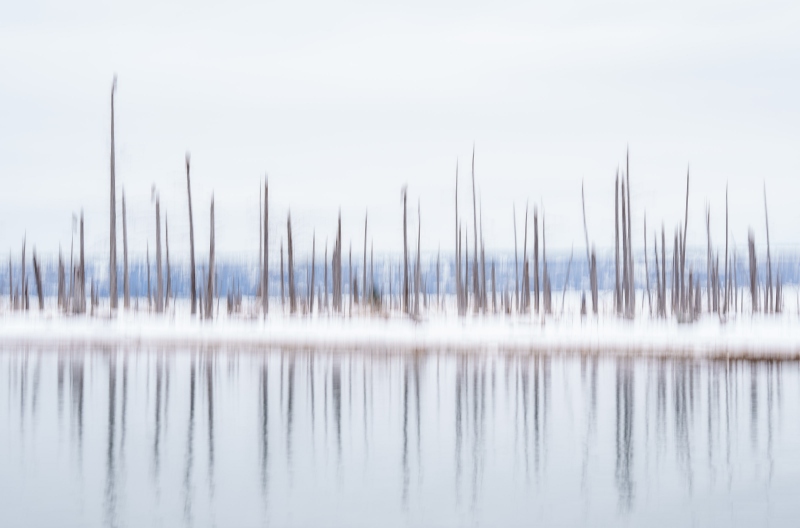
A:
2,350,800,527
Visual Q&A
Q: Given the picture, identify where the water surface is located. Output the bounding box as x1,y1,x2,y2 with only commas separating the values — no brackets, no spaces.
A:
1,348,799,527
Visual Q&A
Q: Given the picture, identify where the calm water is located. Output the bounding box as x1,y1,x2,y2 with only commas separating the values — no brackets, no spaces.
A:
1,348,799,527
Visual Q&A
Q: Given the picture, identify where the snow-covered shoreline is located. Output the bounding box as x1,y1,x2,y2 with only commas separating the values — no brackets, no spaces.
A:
2,307,799,360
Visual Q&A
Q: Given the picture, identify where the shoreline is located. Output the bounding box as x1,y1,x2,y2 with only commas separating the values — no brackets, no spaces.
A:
2,311,799,360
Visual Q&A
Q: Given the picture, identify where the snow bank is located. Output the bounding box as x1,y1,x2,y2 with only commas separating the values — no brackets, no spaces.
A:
1,300,799,360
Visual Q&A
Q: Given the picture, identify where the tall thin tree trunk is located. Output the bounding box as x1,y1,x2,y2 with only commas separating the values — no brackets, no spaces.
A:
534,207,539,314
165,216,171,310
614,172,621,314
109,76,118,310
122,191,129,309
186,154,197,316
33,250,44,310
281,240,285,310
206,198,215,319
287,214,295,314
363,213,367,307
513,204,519,312
403,189,409,313
764,185,773,313
80,213,85,313
155,197,163,313
310,232,316,314
471,147,479,312
268,180,274,317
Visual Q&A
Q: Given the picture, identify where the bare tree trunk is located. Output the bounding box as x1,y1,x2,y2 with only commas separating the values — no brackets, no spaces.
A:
748,230,757,313
324,241,328,311
8,254,11,311
706,207,712,313
614,172,621,314
622,178,629,315
79,213,85,313
206,198,215,319
680,169,689,312
764,185,773,313
310,232,316,314
21,237,26,311
723,186,729,315
268,181,269,317
654,234,661,317
471,147,479,313
58,250,65,310
281,240,285,310
513,203,519,313
560,247,574,315
534,207,539,314
644,214,651,315
626,156,634,317
165,216,171,310
287,213,296,314
109,76,118,310
661,226,666,317
147,242,151,311
522,205,528,312
402,188,409,313
363,213,367,308
454,163,460,315
415,205,421,316
33,250,44,310
155,197,163,313
186,154,197,316
491,261,496,313
122,191,129,309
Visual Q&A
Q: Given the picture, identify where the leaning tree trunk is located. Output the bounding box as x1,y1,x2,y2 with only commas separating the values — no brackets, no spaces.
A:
186,154,197,316
109,76,118,310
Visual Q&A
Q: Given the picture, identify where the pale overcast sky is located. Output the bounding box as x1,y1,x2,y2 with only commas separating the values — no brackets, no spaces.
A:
1,0,799,261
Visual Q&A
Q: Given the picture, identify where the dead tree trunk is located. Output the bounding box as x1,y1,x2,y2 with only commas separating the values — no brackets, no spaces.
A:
644,214,651,315
21,237,26,311
58,250,65,310
363,213,367,307
723,186,729,315
79,213,85,313
621,178,629,315
109,76,118,310
206,198,215,319
280,240,285,310
614,172,621,314
513,204,519,313
310,232,316,314
764,186,773,313
165,216,171,310
534,207,539,314
471,147,479,312
147,242,151,310
287,213,296,314
748,230,757,313
186,154,197,316
122,191,130,309
626,157,634,317
33,250,44,310
263,181,269,315
402,188,409,313
155,197,163,313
